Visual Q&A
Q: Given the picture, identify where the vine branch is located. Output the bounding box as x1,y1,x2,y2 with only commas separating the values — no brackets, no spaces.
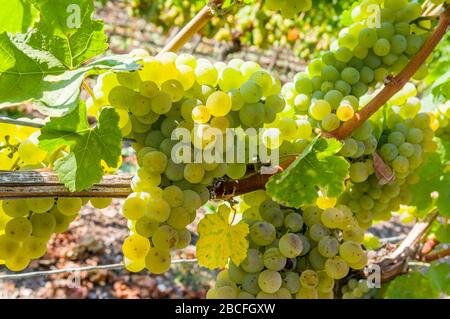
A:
327,5,450,140
158,0,224,55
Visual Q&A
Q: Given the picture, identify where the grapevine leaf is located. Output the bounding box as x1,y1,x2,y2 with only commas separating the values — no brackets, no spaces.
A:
0,32,139,116
27,0,108,69
430,69,450,102
266,137,349,208
39,106,122,191
435,224,450,243
385,272,439,299
0,0,38,33
428,263,450,295
196,210,249,269
410,138,450,217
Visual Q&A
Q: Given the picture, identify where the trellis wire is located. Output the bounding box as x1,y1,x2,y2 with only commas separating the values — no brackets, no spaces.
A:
0,258,198,281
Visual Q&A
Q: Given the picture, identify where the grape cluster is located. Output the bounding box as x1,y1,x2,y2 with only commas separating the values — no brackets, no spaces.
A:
341,278,372,299
264,0,312,18
207,190,367,299
0,122,114,271
339,102,436,225
88,50,286,274
0,197,111,271
0,122,47,170
282,0,429,140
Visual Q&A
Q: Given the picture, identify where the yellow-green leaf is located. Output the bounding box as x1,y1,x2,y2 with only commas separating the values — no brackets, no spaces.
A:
197,210,249,269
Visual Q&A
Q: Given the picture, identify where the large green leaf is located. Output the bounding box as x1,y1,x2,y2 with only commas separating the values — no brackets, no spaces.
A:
0,0,38,33
39,106,122,191
28,0,108,69
428,263,450,295
385,272,439,299
410,138,450,217
266,137,349,208
0,32,139,116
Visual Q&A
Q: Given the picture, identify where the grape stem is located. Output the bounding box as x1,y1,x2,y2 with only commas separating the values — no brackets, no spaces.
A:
326,5,450,140
158,0,225,55
82,81,96,101
423,247,450,262
360,209,439,284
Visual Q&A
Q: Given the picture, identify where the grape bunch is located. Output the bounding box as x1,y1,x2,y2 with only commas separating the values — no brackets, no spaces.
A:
339,103,436,225
0,122,47,170
265,0,312,18
341,278,372,299
206,190,368,299
0,122,113,271
282,0,430,139
0,197,112,271
88,49,287,274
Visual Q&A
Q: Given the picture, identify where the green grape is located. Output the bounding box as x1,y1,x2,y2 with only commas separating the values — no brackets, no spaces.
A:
123,192,150,220
242,273,260,295
318,236,340,258
152,225,179,249
263,247,287,271
258,270,282,294
279,233,303,258
89,198,112,209
250,221,276,246
26,198,55,213
167,207,191,230
309,100,331,121
162,185,184,208
359,28,378,48
5,251,30,271
175,229,192,249
379,143,399,162
321,113,340,132
226,163,247,180
5,217,32,241
17,139,47,165
56,198,82,216
324,256,349,279
260,208,284,228
341,67,360,85
135,216,158,237
299,270,319,289
142,151,168,175
145,247,171,274
282,272,300,294
0,234,20,260
182,190,201,213
241,248,264,273
339,241,365,264
321,65,340,82
22,236,48,259
317,271,335,292
2,200,29,217
307,247,327,271
309,224,329,242
284,212,303,232
296,287,318,299
146,198,171,223
30,213,56,239
266,94,286,113
302,206,322,226
240,81,263,104
122,234,150,260
239,103,265,127
349,162,369,183
195,61,218,86
228,261,246,284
